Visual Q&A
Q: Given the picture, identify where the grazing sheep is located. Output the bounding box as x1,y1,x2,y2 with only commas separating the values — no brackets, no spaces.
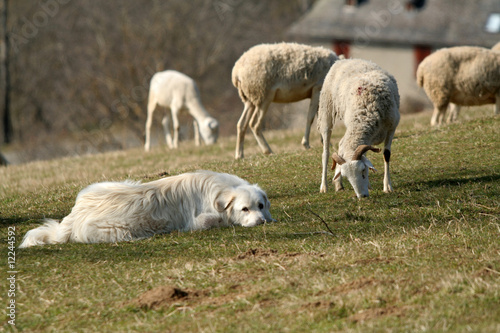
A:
144,70,219,151
416,46,500,126
318,59,400,198
232,42,338,159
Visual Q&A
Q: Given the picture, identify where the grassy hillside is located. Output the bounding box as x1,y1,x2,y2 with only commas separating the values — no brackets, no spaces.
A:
1,110,499,332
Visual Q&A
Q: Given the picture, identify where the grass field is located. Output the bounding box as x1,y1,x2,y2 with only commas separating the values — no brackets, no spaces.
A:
1,109,499,332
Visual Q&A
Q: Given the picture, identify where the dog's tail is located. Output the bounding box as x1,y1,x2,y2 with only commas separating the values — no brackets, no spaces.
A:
19,219,72,248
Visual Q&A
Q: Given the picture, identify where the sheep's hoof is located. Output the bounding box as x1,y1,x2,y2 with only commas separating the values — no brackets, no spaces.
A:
301,138,311,149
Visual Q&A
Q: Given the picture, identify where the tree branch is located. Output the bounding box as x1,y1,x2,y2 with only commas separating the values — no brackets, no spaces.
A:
306,208,335,236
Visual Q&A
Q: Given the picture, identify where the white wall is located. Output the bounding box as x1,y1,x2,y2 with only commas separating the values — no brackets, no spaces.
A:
315,42,432,113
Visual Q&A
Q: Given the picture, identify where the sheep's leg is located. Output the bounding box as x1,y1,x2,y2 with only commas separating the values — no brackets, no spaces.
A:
144,100,157,151
235,102,255,159
302,86,321,149
193,120,201,146
250,101,273,155
161,114,174,149
161,112,174,149
430,104,447,126
447,103,460,123
170,107,181,149
319,127,332,193
382,131,396,193
437,106,447,125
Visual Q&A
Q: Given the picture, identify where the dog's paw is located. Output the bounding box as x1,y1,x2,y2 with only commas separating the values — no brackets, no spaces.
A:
196,213,225,229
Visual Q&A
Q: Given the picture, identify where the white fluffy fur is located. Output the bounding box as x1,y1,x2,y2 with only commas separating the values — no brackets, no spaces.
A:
144,70,219,151
317,59,400,198
232,42,338,159
416,46,500,126
19,171,273,248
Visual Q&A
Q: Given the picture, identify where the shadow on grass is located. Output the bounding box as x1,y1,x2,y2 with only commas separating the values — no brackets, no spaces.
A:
1,215,65,228
405,174,500,189
1,217,33,228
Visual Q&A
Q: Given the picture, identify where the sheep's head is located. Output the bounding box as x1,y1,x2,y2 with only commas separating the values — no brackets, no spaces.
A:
332,145,380,198
199,117,219,145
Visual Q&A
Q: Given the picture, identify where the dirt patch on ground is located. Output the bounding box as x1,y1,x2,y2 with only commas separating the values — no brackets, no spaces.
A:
353,257,398,266
127,250,327,311
126,284,280,311
235,248,278,259
234,248,325,260
301,300,335,310
349,305,408,323
128,286,195,310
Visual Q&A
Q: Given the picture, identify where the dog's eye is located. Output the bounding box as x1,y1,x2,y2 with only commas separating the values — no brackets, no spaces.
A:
242,207,249,212
258,203,264,210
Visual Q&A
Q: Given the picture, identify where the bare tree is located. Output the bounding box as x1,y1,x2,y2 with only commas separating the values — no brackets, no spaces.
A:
6,0,315,162
0,0,12,144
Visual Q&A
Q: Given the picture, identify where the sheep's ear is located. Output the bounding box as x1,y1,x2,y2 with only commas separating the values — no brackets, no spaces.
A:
362,156,377,173
209,120,218,129
215,192,234,212
333,169,342,180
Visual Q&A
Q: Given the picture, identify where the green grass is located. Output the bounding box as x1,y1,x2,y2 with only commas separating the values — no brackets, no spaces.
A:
1,109,499,332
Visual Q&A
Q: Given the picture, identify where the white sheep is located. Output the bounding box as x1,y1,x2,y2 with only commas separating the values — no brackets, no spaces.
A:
416,46,500,126
232,42,338,159
318,59,400,198
144,70,219,151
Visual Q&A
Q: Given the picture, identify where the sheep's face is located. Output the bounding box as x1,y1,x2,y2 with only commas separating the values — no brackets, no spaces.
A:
338,160,370,198
335,156,376,199
200,118,219,145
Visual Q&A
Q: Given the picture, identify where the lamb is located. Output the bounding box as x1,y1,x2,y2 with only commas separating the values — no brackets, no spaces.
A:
144,70,219,151
232,42,338,159
318,59,400,198
416,46,500,126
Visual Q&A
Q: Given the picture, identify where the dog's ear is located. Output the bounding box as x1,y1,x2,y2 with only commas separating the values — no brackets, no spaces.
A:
215,191,235,212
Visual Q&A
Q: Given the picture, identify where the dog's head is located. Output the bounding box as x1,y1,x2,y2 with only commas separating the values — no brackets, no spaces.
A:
215,184,274,227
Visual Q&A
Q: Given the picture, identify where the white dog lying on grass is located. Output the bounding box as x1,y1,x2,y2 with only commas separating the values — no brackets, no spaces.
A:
19,170,274,248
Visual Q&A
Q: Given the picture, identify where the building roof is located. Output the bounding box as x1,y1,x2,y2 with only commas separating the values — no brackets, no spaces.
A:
288,0,500,48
